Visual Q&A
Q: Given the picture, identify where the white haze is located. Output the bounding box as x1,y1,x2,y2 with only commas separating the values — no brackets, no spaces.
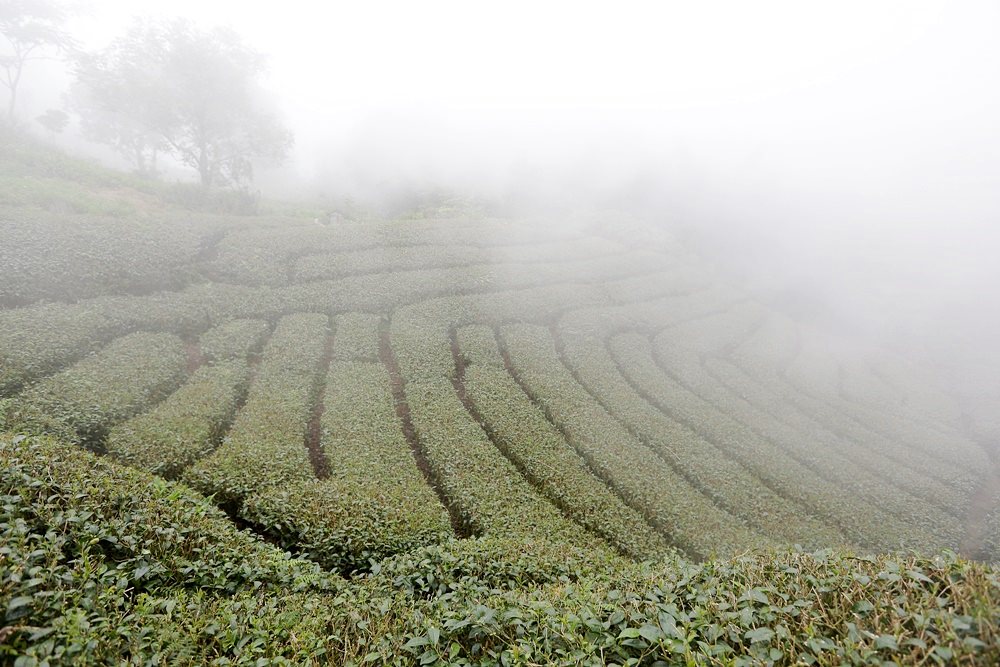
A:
13,0,1000,426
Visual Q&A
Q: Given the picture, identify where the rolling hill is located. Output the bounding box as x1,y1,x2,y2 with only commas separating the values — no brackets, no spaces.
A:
1,135,997,665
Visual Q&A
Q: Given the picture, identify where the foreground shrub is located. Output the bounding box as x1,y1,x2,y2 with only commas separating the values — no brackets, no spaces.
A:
2,433,998,665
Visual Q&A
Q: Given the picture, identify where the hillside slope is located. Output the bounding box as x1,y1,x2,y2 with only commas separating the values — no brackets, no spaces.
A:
1,139,998,663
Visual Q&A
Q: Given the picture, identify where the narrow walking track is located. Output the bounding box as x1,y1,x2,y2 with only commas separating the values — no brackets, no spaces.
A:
304,330,334,479
184,338,205,374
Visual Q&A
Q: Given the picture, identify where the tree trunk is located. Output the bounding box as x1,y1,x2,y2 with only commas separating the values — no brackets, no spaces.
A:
6,51,26,122
198,141,211,187
6,68,20,121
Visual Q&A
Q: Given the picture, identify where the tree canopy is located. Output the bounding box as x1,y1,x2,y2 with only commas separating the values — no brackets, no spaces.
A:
0,0,75,121
73,19,293,188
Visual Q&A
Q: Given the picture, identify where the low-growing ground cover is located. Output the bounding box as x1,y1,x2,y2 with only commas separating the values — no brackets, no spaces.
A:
2,434,998,666
105,359,250,478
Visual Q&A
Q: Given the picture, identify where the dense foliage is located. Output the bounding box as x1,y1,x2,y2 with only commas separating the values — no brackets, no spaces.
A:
1,145,998,663
2,434,998,665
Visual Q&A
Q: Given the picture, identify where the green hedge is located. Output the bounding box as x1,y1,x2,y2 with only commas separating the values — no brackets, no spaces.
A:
332,312,383,361
5,332,187,448
294,236,618,282
241,327,453,572
556,320,845,549
4,435,997,665
499,323,767,559
183,313,329,506
456,324,674,561
105,359,250,478
199,318,270,361
653,322,961,551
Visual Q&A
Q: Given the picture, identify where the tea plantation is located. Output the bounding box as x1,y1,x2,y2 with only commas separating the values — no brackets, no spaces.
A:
1,142,998,665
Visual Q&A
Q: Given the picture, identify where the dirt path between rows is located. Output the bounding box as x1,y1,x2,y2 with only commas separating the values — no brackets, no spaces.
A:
304,330,334,480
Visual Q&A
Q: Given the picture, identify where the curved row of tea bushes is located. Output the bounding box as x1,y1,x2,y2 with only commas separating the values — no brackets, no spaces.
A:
183,313,329,505
241,313,453,573
390,286,617,549
243,473,452,575
723,329,978,492
611,331,937,552
834,346,967,434
0,302,113,394
723,313,986,489
293,236,622,282
498,322,767,558
0,284,270,395
652,315,965,547
0,209,208,305
105,359,250,478
391,283,612,383
783,327,987,475
0,250,669,395
317,251,671,315
331,311,382,361
708,310,983,482
209,219,585,286
400,372,600,549
703,356,971,517
869,354,964,425
455,324,674,560
198,318,270,361
553,321,844,548
4,331,187,447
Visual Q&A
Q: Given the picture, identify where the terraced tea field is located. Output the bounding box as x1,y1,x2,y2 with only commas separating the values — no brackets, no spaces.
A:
3,211,996,564
2,182,998,663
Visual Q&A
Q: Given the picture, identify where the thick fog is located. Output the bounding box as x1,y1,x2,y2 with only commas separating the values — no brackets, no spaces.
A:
9,0,1000,426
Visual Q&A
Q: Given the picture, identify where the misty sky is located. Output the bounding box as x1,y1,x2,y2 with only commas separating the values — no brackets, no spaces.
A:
14,1,1000,397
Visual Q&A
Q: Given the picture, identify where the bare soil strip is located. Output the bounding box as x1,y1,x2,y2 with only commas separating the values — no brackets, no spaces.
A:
183,337,205,374
304,326,334,480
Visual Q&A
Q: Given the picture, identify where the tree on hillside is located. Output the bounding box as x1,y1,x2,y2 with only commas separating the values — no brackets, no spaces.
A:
73,19,292,188
35,106,67,135
0,0,75,121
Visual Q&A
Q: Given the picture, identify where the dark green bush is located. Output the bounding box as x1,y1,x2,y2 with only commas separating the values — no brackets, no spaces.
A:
2,433,998,665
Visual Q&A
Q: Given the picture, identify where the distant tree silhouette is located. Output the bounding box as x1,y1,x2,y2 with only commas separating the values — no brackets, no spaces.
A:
35,106,67,135
0,0,75,121
73,19,292,189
